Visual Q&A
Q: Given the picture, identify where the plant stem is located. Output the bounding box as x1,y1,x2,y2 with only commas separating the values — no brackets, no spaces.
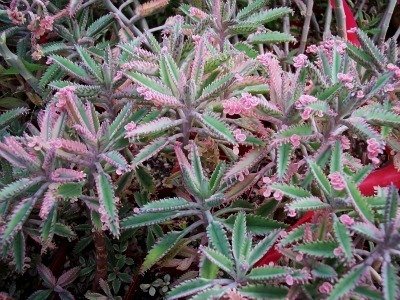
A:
298,0,314,54
375,0,397,44
282,0,290,58
332,0,347,40
92,230,108,291
0,34,40,94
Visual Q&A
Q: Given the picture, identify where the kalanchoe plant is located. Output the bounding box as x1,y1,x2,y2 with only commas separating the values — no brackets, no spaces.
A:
0,0,400,299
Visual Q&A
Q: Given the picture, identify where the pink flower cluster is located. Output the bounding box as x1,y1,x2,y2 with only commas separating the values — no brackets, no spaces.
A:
27,15,55,38
319,282,333,294
223,93,259,116
7,9,25,25
189,7,208,19
366,138,384,164
387,63,400,78
55,86,76,109
293,54,308,68
289,134,301,147
328,172,346,191
294,95,323,120
234,129,246,142
339,214,354,226
341,136,351,150
337,73,354,89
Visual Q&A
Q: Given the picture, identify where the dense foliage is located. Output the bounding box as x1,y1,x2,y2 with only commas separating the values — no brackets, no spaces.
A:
0,0,399,299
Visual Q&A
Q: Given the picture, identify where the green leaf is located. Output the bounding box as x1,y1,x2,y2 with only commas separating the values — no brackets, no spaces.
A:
135,165,155,193
248,267,291,280
351,222,382,242
125,71,172,94
311,263,337,278
95,172,119,238
277,143,292,179
167,279,212,300
0,177,41,203
382,260,398,300
133,137,169,165
356,29,385,70
141,231,184,273
295,240,338,258
121,211,178,229
366,73,392,99
50,55,89,79
199,257,219,279
327,266,366,300
330,141,342,173
141,197,194,212
353,286,383,300
331,47,341,84
244,7,293,25
201,247,234,274
27,290,52,300
190,288,226,300
86,14,113,37
289,197,329,211
384,185,398,227
270,183,312,198
250,32,295,44
224,214,286,235
209,162,226,193
248,231,280,267
57,182,83,199
2,198,35,244
41,206,57,246
207,221,231,257
308,160,331,195
280,225,306,246
232,212,246,261
199,73,234,101
345,177,374,222
126,117,179,138
13,231,25,273
238,285,288,299
0,108,28,129
224,148,265,179
237,0,267,20
76,45,102,82
197,114,235,143
333,216,352,261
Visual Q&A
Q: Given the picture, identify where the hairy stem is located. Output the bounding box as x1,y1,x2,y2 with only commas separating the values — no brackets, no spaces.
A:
0,34,40,94
375,0,397,44
323,4,332,39
92,230,108,291
332,0,347,39
298,0,314,54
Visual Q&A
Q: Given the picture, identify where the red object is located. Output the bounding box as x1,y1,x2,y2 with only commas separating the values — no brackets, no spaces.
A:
255,163,400,267
329,0,361,46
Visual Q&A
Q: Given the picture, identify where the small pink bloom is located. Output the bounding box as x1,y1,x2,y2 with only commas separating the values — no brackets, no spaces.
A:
356,90,364,99
285,275,294,286
333,246,343,257
124,122,137,132
301,107,312,120
328,172,346,191
319,282,333,294
387,63,398,71
306,44,318,54
341,136,351,150
366,138,384,164
287,208,296,217
273,190,283,201
384,84,394,93
295,95,317,109
339,214,354,226
233,146,240,155
293,54,308,68
133,207,140,213
40,15,54,31
262,176,272,184
7,9,25,25
295,253,303,262
234,129,247,142
290,134,301,147
262,186,272,198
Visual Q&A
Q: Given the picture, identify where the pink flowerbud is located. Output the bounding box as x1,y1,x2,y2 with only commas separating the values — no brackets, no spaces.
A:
306,44,318,54
295,253,303,262
328,172,346,191
356,90,364,99
237,173,245,182
339,214,354,226
333,246,343,257
262,186,272,198
301,107,312,120
232,146,239,155
273,190,283,201
293,54,308,68
366,138,384,164
295,95,317,109
290,134,301,147
234,129,247,142
262,176,272,184
285,275,294,286
341,136,351,150
319,282,333,294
